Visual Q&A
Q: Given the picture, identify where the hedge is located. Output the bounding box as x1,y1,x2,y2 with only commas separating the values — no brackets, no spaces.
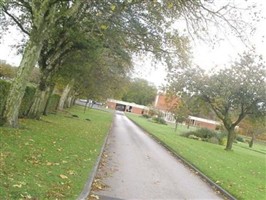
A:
0,80,36,124
0,80,11,124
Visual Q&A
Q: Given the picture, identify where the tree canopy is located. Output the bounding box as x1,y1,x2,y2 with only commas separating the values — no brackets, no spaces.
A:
122,78,157,106
0,0,257,127
167,51,266,150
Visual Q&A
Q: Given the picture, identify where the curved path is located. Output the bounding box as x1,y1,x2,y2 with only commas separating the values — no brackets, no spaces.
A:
91,112,223,200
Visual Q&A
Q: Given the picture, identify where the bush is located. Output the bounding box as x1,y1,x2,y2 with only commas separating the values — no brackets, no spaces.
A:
185,128,217,139
152,117,167,125
142,114,151,118
181,128,228,145
0,80,10,113
0,80,10,125
236,135,245,143
208,137,219,144
0,80,37,123
219,137,227,146
188,134,202,140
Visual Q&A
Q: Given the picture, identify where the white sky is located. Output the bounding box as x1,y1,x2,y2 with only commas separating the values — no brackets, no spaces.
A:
133,0,266,87
0,1,265,88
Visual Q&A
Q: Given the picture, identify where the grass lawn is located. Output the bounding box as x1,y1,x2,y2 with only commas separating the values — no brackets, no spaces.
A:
127,113,266,200
0,106,113,199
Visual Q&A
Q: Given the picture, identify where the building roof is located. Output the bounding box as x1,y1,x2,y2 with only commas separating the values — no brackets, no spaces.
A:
107,99,149,110
188,116,221,125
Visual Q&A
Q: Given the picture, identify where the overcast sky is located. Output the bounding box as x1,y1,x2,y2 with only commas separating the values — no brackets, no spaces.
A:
0,1,265,88
134,0,266,87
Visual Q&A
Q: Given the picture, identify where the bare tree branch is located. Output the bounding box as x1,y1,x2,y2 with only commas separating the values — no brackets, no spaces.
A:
2,5,30,35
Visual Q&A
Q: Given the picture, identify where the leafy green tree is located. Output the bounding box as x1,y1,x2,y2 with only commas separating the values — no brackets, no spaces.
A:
0,63,16,79
1,0,253,127
1,0,82,127
239,115,266,148
122,78,157,106
167,52,266,150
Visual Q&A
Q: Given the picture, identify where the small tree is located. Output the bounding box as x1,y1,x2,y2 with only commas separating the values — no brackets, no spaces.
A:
239,116,266,148
168,51,266,150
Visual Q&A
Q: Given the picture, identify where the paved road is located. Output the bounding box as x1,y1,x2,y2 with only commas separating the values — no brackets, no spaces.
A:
91,112,223,200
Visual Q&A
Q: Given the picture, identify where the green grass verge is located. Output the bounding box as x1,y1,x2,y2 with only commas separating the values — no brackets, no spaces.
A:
127,113,266,200
0,106,113,199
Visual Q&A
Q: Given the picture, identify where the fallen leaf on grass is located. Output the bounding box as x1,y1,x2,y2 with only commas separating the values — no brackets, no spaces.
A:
13,184,22,188
67,170,75,175
13,181,26,188
46,162,53,166
90,194,99,199
59,174,68,179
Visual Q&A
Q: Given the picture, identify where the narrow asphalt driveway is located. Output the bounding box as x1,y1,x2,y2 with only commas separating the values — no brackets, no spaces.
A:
90,112,223,200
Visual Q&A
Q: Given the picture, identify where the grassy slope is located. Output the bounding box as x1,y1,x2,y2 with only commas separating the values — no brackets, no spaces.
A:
0,106,113,199
127,114,266,200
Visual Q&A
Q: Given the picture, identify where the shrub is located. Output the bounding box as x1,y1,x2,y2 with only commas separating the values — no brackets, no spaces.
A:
142,114,151,118
188,134,201,140
219,137,227,146
152,117,167,125
0,80,10,125
236,135,245,143
0,80,10,113
185,128,217,139
208,137,219,144
0,80,37,123
181,128,228,145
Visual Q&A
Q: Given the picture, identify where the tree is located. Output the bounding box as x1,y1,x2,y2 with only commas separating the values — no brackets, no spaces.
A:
1,0,254,127
239,115,266,148
1,0,82,127
169,98,189,131
122,78,157,106
0,63,16,79
167,51,266,150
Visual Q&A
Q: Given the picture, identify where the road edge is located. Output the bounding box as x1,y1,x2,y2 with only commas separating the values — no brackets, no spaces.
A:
127,116,237,200
76,114,114,200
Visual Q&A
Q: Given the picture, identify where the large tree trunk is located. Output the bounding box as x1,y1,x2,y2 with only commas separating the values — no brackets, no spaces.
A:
57,80,74,110
43,84,55,115
225,127,236,150
71,97,76,106
27,87,51,119
27,71,52,119
3,34,44,127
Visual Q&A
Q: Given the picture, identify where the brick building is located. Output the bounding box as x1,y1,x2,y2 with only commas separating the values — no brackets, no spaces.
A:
187,116,221,130
106,99,149,115
153,93,179,122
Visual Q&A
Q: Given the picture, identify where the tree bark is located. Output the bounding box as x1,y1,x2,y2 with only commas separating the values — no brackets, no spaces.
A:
27,87,51,119
249,132,255,148
27,69,54,119
71,97,76,106
225,127,236,150
43,84,55,115
3,33,44,127
175,120,178,132
57,80,74,110
66,96,72,108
